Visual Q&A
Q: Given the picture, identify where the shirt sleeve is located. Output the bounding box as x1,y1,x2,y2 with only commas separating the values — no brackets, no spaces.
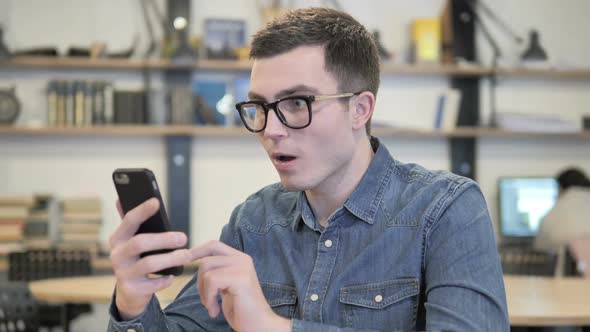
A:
423,183,510,331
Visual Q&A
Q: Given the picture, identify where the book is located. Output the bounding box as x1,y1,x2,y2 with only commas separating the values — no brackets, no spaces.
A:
0,222,24,242
169,87,195,125
92,82,105,125
65,80,75,126
0,206,29,220
411,18,441,63
61,233,101,243
62,212,102,223
496,112,580,133
47,80,59,127
434,89,462,130
440,0,455,64
24,219,49,237
204,18,246,60
61,223,101,234
0,195,34,207
62,197,101,213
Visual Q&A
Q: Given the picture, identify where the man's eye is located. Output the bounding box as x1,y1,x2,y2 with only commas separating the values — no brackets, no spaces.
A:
284,98,306,109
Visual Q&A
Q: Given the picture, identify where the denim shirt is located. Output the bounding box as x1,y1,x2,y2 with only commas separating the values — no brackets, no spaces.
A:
108,137,509,332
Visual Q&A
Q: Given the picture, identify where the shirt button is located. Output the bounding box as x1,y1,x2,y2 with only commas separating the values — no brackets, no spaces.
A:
310,294,319,302
324,240,333,248
374,294,383,303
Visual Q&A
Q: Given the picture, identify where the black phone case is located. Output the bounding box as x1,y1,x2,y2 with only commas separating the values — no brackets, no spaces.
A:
112,168,184,276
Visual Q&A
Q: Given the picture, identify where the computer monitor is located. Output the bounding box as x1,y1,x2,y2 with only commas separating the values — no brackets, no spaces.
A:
498,177,559,240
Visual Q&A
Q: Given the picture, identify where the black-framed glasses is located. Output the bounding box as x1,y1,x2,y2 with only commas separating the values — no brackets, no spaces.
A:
235,92,362,133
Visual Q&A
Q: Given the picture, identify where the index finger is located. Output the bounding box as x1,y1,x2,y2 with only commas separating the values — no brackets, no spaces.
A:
189,240,240,261
109,198,160,246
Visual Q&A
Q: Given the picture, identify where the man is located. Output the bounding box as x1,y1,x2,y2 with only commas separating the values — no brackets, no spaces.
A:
535,168,590,276
108,7,508,331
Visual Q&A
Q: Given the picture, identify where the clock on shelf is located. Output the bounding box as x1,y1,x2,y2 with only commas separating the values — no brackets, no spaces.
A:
0,87,20,125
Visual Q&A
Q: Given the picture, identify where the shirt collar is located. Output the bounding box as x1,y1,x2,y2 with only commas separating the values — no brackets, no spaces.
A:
294,136,395,229
343,137,394,224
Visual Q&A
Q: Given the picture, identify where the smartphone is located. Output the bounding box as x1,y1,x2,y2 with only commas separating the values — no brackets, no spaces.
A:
112,168,184,276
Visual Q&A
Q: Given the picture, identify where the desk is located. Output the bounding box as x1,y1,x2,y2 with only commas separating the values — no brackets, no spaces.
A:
505,275,590,326
30,275,193,304
29,275,590,327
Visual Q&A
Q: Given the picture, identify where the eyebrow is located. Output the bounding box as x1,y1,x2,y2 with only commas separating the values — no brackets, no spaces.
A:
248,84,321,101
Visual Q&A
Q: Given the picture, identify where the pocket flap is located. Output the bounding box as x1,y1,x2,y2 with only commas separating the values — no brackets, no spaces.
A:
339,278,419,310
260,282,297,307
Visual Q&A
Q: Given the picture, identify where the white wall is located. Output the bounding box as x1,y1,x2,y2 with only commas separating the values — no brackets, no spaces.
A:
0,135,167,244
1,0,590,247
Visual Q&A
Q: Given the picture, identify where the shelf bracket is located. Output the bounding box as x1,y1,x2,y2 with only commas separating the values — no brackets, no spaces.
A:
449,0,479,180
165,135,192,243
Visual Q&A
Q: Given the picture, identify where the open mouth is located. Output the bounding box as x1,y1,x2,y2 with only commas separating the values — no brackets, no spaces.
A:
275,155,296,162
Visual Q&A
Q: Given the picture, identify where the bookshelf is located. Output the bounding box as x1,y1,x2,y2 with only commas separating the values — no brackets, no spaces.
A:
2,55,590,245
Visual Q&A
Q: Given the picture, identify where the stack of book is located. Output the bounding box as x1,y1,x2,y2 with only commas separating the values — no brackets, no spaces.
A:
24,194,54,248
59,197,102,253
0,195,33,267
47,80,114,127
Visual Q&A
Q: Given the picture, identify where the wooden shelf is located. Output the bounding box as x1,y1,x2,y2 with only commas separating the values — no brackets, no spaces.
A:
0,125,251,136
1,125,589,139
373,127,590,139
0,56,152,70
380,63,491,77
0,56,488,75
4,57,590,79
495,67,590,79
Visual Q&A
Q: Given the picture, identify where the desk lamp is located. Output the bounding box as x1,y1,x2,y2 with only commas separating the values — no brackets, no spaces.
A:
463,0,528,128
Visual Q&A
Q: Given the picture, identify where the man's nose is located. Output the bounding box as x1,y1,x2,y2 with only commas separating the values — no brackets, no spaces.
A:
263,109,288,138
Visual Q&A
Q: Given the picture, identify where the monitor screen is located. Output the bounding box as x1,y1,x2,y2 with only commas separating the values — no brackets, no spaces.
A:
498,177,559,238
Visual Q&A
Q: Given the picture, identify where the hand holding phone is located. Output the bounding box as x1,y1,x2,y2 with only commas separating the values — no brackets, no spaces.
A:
112,168,184,276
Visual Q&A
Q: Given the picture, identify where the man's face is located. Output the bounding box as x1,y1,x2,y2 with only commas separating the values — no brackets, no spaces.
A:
249,45,358,192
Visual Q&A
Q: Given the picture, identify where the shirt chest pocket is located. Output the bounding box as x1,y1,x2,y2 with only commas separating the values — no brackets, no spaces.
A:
260,282,298,319
339,278,420,330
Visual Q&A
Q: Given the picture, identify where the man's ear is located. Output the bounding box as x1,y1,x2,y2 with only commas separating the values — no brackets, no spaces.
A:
350,91,375,130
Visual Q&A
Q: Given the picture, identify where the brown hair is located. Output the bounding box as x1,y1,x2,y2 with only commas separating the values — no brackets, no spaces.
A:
557,168,590,191
250,7,380,134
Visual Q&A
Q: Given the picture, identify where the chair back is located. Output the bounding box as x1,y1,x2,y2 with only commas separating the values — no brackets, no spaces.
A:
8,249,92,281
0,282,39,332
500,247,557,276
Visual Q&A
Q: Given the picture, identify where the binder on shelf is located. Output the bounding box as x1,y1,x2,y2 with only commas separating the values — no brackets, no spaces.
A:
47,81,58,127
434,89,462,130
92,82,105,125
57,80,67,126
74,81,86,127
113,90,146,124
